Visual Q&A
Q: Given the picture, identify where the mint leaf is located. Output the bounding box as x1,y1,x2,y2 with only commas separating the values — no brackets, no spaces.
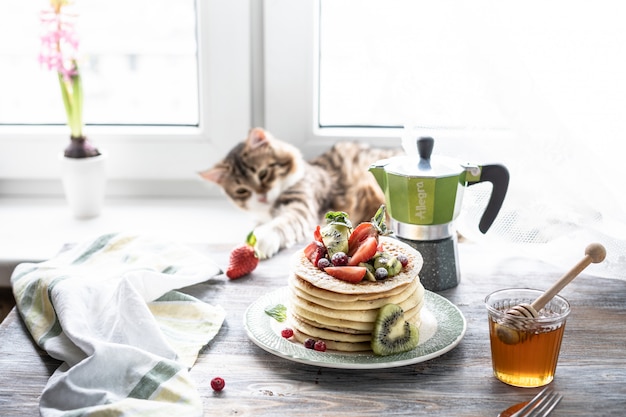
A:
372,204,388,235
324,211,352,228
264,304,287,322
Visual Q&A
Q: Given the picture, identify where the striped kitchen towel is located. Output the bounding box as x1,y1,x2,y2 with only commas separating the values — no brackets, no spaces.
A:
11,233,226,417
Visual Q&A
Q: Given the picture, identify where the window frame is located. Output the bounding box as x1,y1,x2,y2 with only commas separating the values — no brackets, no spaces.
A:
0,0,251,197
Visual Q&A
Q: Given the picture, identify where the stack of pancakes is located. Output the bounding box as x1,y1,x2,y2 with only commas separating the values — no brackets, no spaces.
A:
288,236,424,352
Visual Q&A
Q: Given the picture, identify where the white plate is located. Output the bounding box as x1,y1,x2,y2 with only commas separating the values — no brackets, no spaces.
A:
244,286,466,369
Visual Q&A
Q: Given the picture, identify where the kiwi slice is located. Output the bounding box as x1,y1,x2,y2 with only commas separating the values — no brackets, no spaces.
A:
371,303,419,356
373,252,402,277
320,211,352,257
359,262,376,282
321,224,350,257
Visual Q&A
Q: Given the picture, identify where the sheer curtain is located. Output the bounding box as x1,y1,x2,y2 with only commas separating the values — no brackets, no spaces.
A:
319,0,626,278
440,1,626,279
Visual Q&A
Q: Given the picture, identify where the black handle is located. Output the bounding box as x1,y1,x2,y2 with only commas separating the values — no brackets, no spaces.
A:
417,137,434,160
467,164,509,234
417,137,434,170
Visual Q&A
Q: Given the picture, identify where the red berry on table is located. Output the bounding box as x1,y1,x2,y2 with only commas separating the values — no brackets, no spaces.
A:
226,232,259,279
281,328,294,338
314,340,327,352
211,377,225,391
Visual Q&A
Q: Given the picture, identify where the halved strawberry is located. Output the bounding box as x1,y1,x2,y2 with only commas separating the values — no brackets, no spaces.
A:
304,241,327,266
348,236,378,266
324,266,367,283
313,225,323,244
347,222,378,256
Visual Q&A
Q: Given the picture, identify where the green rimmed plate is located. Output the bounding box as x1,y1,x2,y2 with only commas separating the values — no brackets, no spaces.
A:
244,286,466,369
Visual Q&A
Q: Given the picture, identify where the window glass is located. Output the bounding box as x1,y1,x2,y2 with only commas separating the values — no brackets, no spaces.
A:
318,0,508,130
0,0,198,127
318,0,626,136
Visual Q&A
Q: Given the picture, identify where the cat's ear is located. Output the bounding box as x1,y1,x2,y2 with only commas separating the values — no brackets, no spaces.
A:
198,165,228,184
247,127,270,149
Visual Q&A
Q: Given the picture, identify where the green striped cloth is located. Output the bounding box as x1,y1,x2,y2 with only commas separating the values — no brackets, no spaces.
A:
11,233,225,417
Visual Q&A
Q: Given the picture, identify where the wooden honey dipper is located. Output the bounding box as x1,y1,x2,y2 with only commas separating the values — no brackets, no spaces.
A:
496,243,606,345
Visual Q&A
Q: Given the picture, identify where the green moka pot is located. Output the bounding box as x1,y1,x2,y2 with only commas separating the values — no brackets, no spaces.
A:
369,137,509,290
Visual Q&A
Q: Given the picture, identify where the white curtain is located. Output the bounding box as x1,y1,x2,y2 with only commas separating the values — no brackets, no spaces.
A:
321,0,626,278
444,1,626,279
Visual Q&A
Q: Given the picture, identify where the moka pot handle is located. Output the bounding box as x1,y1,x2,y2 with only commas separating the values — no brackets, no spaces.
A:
467,164,510,234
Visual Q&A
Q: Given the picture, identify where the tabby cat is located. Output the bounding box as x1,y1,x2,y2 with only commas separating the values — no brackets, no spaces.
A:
200,128,402,259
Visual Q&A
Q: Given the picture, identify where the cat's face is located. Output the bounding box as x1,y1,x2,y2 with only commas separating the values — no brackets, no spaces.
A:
200,128,304,219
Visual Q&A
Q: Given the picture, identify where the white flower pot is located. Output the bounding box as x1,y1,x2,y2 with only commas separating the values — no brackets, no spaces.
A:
59,152,107,219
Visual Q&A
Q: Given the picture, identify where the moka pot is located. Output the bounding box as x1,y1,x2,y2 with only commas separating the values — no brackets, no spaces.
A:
369,137,509,290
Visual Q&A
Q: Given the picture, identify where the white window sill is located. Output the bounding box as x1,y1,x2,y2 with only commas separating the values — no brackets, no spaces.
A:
0,197,255,287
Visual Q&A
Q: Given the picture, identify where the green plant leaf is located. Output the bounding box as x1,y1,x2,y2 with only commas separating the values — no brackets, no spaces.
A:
72,66,83,137
264,304,287,322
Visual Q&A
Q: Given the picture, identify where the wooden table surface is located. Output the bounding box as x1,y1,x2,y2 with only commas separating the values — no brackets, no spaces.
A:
1,242,625,416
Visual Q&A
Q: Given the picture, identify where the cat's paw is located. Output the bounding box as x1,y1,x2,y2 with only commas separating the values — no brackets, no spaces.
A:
253,225,282,259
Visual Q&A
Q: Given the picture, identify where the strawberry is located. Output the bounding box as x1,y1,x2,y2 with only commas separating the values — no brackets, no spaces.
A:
348,236,378,266
304,240,327,266
347,205,387,256
226,232,259,279
347,222,378,256
313,225,323,244
323,266,367,283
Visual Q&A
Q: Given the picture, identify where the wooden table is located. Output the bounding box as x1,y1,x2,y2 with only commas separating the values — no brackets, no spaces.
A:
1,242,625,416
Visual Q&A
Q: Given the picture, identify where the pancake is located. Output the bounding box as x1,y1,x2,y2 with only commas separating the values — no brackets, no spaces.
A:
287,235,425,352
291,237,423,295
290,285,423,323
290,275,421,311
289,307,423,343
291,328,372,352
289,313,373,343
290,299,423,333
290,310,423,353
288,273,415,304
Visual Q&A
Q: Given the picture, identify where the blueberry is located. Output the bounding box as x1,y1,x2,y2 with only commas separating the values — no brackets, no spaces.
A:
374,267,388,280
304,338,316,349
